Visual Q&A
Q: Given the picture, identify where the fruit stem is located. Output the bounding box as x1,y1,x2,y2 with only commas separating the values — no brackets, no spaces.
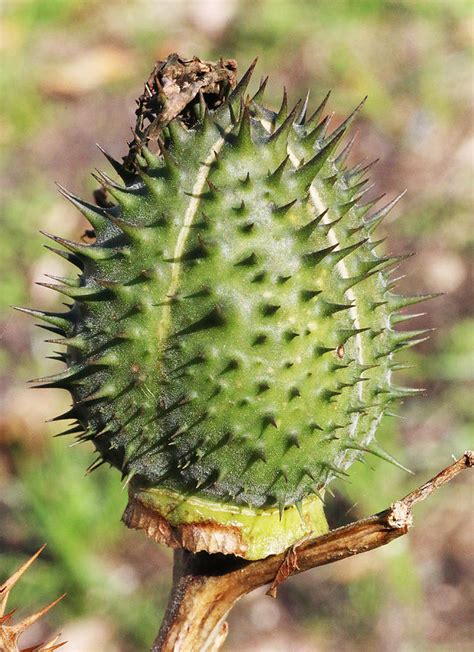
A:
150,452,472,652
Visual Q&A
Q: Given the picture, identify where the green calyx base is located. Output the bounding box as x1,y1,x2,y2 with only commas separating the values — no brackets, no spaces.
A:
130,485,328,560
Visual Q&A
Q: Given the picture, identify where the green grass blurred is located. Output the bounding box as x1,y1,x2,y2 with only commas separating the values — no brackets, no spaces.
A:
1,1,472,650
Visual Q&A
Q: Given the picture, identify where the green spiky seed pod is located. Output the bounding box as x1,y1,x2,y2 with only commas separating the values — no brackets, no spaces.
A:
19,55,437,560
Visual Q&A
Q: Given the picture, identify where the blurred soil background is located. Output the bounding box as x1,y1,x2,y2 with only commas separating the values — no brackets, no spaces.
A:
0,0,473,650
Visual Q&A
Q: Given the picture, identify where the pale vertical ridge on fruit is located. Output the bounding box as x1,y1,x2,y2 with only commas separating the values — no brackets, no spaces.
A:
288,144,365,440
156,129,231,348
311,184,364,438
287,146,367,369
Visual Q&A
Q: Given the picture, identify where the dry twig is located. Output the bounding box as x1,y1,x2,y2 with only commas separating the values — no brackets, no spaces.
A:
0,546,66,652
125,452,473,651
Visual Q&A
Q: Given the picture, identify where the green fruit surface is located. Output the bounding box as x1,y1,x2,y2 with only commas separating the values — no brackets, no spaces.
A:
21,62,433,557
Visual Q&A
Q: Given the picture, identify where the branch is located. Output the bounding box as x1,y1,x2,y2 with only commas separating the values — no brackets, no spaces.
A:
124,452,472,652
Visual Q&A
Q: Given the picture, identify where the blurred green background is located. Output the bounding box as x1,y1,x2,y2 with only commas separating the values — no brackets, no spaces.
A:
1,0,472,650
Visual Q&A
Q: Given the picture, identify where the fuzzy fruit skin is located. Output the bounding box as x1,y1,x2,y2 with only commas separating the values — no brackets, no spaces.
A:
21,61,434,558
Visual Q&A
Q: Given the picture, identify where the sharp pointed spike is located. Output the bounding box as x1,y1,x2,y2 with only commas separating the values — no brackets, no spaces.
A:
46,352,68,363
228,57,258,108
335,132,357,166
302,113,333,146
43,273,80,288
35,281,105,300
44,334,86,350
323,462,349,478
350,179,374,201
103,213,142,238
55,424,85,437
12,306,72,332
392,384,427,398
296,90,310,125
348,157,379,180
303,243,338,266
174,306,226,337
167,117,191,148
267,155,290,184
310,486,326,505
375,252,415,274
21,636,66,652
317,300,354,317
390,311,426,325
365,190,407,232
251,75,268,103
85,457,106,475
29,364,85,388
277,87,288,121
0,545,47,616
278,501,285,521
326,96,367,144
44,245,83,269
236,102,252,147
56,183,110,232
328,238,369,264
389,327,433,345
295,129,346,189
297,208,329,238
387,292,443,312
268,99,302,144
92,169,126,192
47,408,80,423
96,143,135,182
40,231,98,262
227,99,237,125
305,90,331,130
337,327,370,344
345,440,413,474
93,171,136,206
272,197,298,217
42,231,127,262
140,145,163,170
358,192,386,213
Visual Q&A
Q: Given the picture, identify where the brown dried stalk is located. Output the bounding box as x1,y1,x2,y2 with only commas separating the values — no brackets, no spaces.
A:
125,451,473,652
0,546,65,652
